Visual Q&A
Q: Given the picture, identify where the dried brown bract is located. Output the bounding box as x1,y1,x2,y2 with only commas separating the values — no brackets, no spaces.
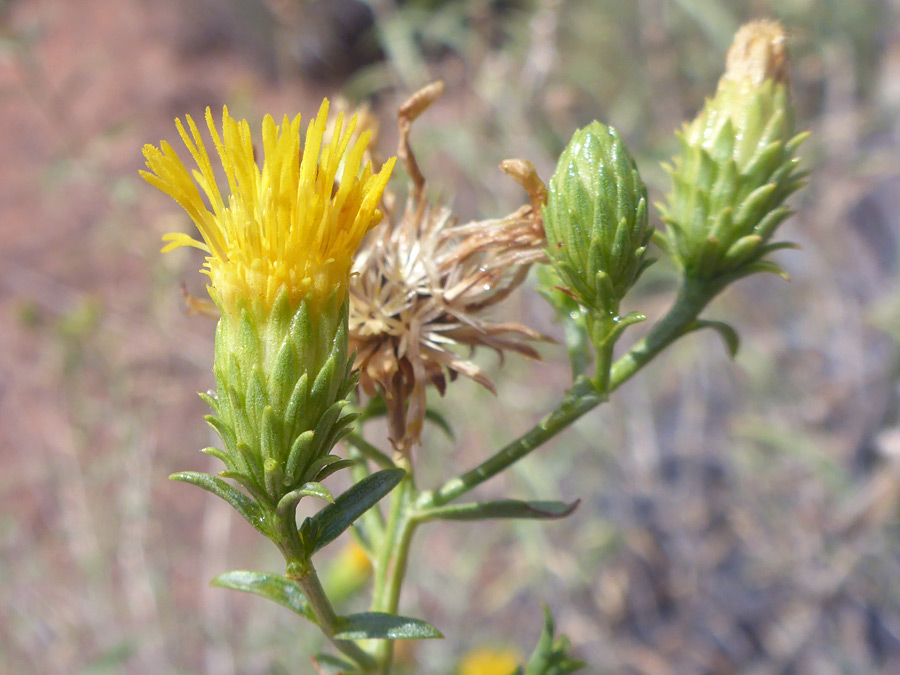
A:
349,82,549,454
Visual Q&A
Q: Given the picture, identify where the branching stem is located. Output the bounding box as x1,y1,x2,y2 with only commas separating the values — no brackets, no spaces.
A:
302,277,717,673
291,565,377,670
429,278,715,508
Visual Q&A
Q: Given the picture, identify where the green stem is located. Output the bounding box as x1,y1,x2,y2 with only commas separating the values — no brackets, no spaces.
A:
347,432,397,470
372,471,409,608
590,311,618,393
346,438,387,552
370,466,417,673
607,278,716,388
429,381,603,507
374,513,418,673
291,565,377,671
429,278,715,508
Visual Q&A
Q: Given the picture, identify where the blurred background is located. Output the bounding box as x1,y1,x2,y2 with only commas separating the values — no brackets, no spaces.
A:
2,0,900,673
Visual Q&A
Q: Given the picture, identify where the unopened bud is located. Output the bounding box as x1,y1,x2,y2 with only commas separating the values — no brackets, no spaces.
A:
658,20,808,282
543,122,653,316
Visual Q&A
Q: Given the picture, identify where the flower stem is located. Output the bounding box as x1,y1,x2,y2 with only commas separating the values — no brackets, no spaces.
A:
370,463,418,673
291,565,377,670
428,278,716,507
590,311,619,393
374,513,418,673
372,471,409,607
607,278,717,388
347,432,397,470
429,381,604,508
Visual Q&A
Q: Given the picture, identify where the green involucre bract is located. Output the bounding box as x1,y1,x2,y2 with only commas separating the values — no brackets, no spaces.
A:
204,287,358,507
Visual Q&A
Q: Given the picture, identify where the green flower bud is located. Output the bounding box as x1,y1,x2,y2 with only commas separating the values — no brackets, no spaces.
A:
204,288,358,508
543,121,653,316
657,20,808,283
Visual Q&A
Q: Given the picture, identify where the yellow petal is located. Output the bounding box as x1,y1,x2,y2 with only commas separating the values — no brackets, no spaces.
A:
142,99,396,318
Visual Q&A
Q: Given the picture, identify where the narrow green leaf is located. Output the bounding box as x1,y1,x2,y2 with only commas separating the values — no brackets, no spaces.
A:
302,468,405,555
211,570,314,622
201,446,236,472
723,234,763,266
245,366,267,427
295,481,334,502
238,308,259,364
170,471,268,535
235,440,264,488
413,498,580,522
306,454,344,479
759,240,800,253
259,405,279,465
284,372,309,439
424,409,455,440
316,412,358,465
315,459,358,482
741,258,791,280
199,391,220,416
685,319,741,359
275,482,334,526
733,183,777,229
333,612,443,640
310,354,338,414
308,400,350,462
603,311,646,346
753,206,792,240
217,470,267,505
204,414,237,457
269,338,296,409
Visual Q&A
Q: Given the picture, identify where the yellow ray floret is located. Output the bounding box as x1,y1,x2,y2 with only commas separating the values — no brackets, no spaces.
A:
141,99,396,314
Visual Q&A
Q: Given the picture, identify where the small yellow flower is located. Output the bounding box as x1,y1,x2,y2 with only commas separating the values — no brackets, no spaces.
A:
141,99,395,318
458,646,520,675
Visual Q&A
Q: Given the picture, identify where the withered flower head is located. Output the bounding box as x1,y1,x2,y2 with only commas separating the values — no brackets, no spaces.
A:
723,19,789,88
349,82,549,453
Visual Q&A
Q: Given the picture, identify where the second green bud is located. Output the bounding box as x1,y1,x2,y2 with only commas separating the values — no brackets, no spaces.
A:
543,122,652,316
543,122,653,389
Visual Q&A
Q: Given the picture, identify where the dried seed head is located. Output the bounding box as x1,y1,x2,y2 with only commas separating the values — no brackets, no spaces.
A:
349,83,549,453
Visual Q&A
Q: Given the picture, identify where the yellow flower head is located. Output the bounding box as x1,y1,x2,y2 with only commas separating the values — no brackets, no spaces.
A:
458,647,520,675
141,99,396,317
